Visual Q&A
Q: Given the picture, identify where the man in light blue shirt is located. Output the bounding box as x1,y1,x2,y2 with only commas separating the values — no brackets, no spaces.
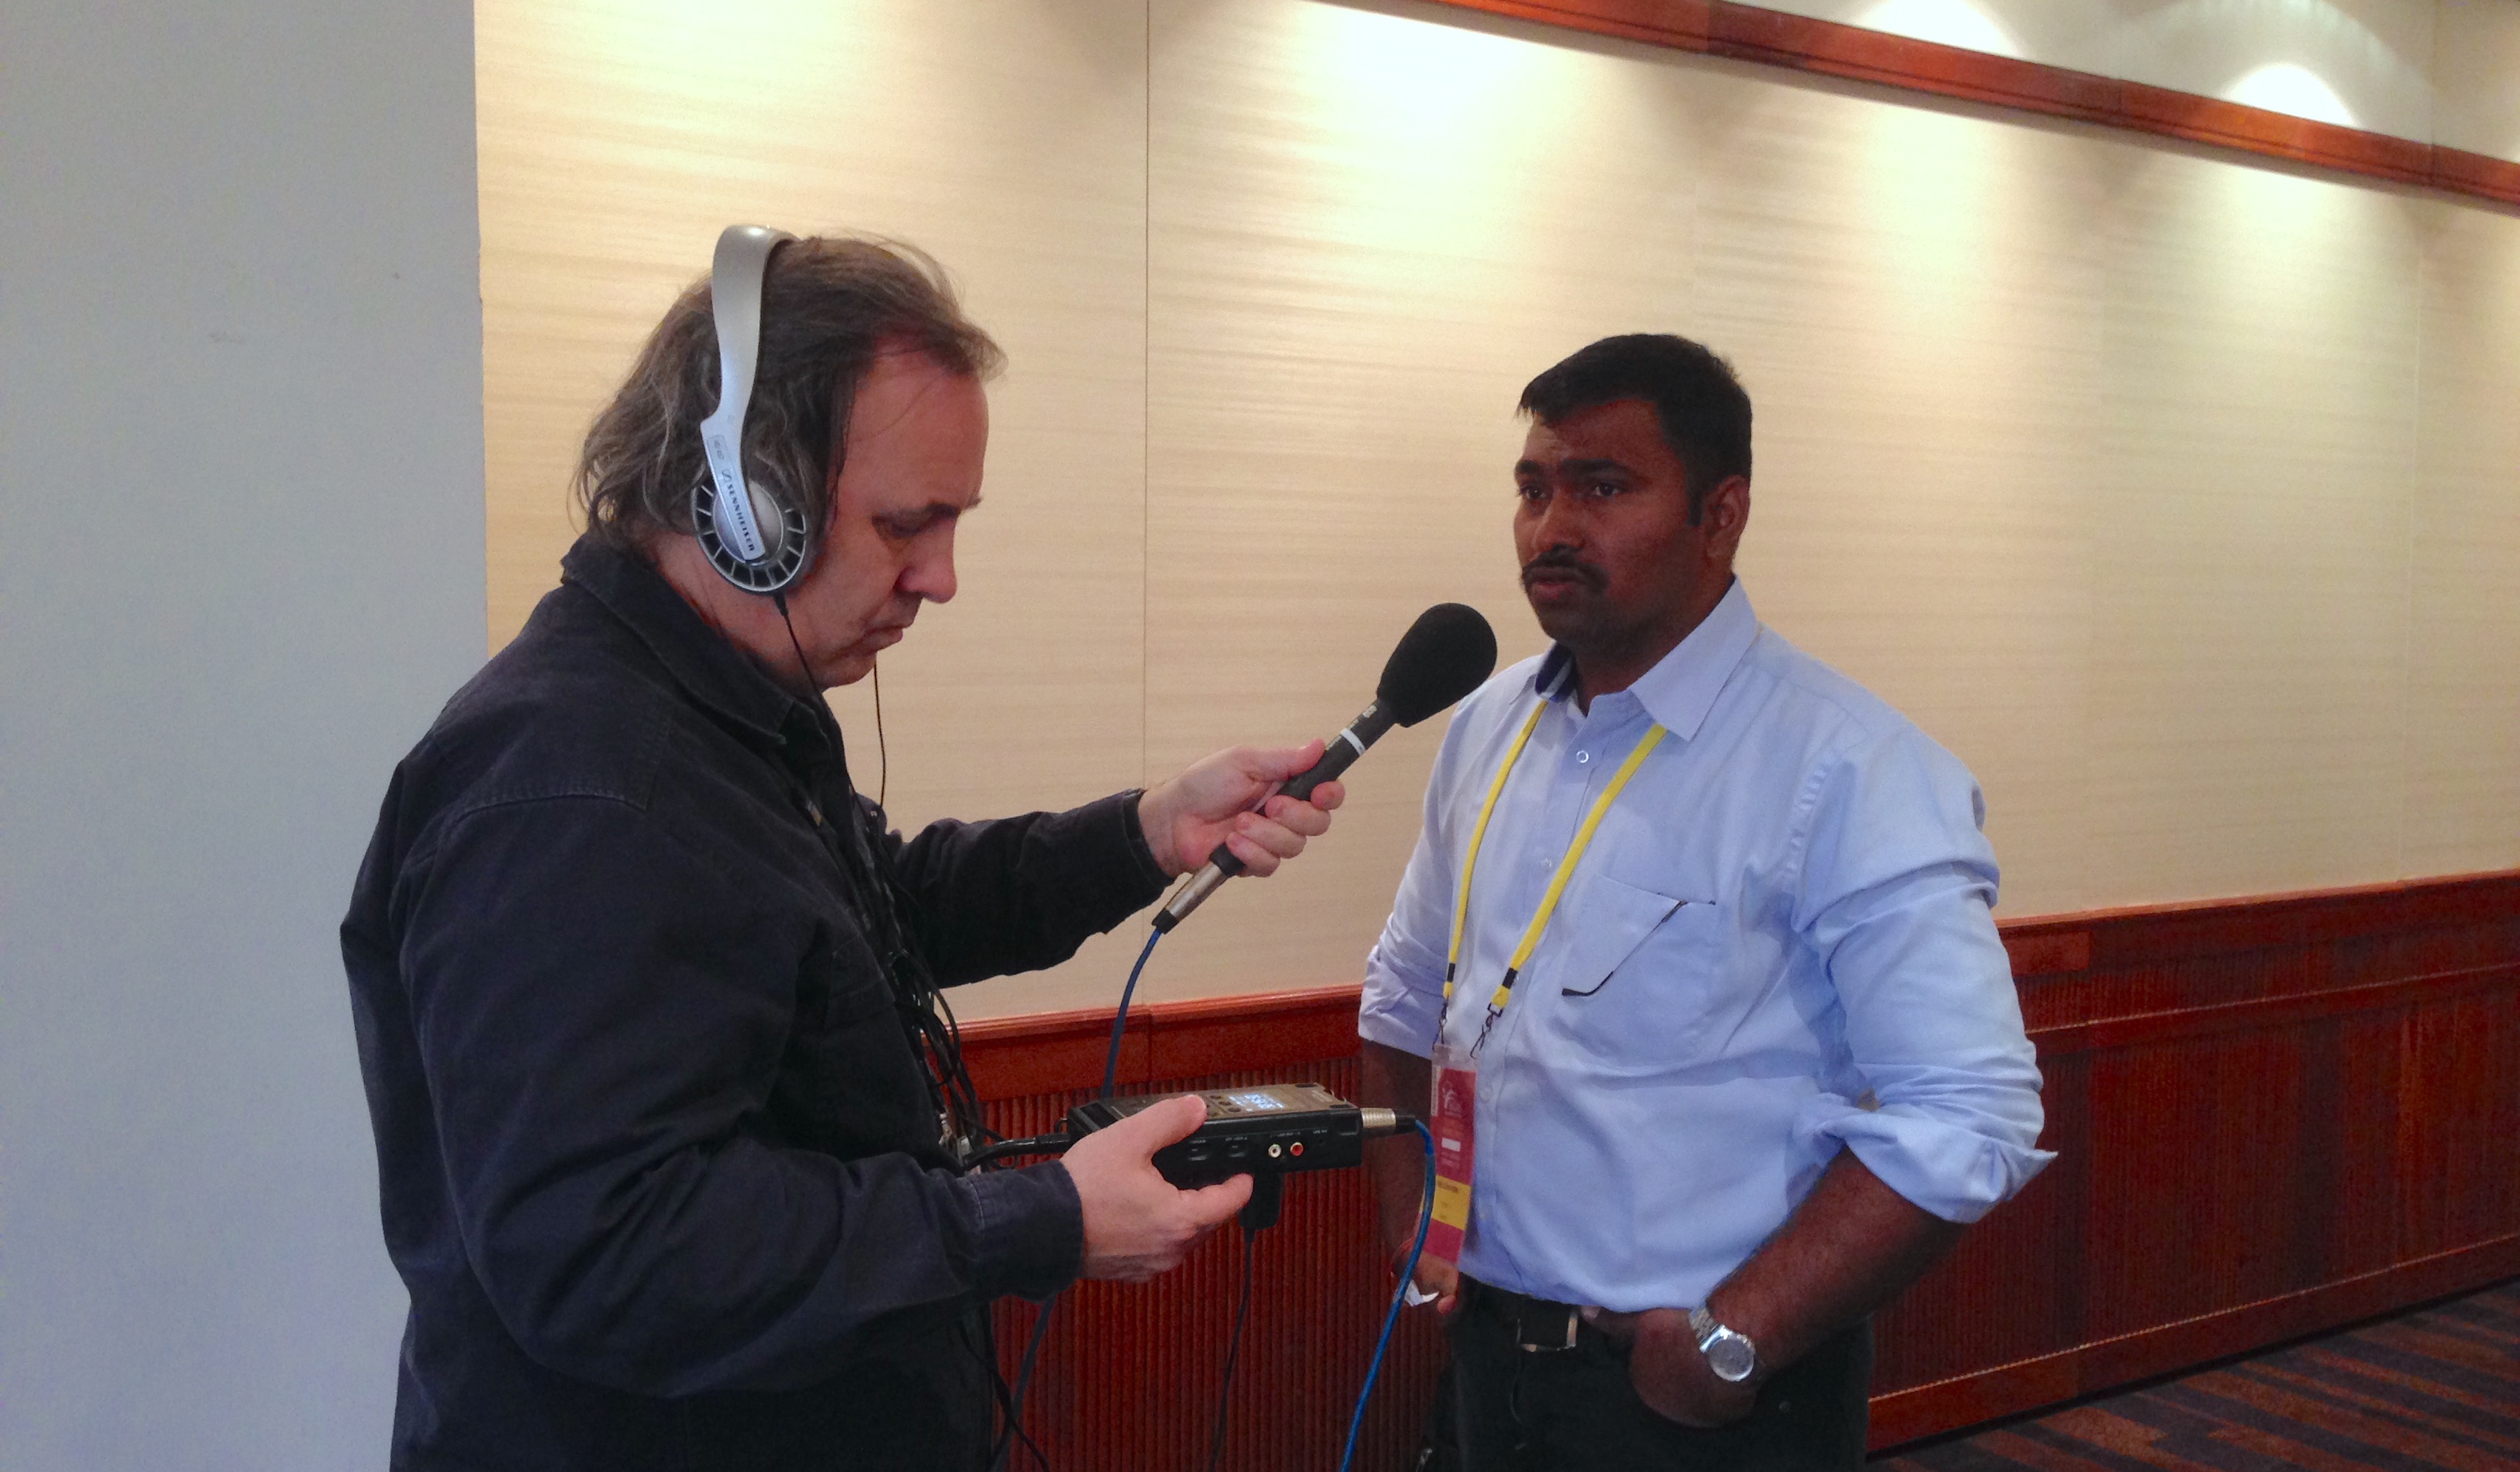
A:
1359,334,2051,1470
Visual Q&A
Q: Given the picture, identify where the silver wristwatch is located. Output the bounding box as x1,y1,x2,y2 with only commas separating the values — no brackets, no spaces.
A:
1688,1306,1759,1383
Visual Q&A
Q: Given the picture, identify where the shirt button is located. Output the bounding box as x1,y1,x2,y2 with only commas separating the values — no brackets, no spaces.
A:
1576,751,1591,765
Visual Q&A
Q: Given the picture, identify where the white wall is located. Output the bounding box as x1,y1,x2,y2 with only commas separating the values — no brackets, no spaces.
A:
0,3,485,1468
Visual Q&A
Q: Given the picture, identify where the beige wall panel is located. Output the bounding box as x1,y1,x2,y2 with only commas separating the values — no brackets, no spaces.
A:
1137,0,1715,1000
2404,200,2520,877
2085,152,2423,904
2435,0,2520,162
476,0,1155,1016
1691,76,2107,917
480,0,2519,1014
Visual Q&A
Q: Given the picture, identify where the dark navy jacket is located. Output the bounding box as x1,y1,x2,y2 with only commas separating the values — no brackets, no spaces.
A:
342,537,1169,1470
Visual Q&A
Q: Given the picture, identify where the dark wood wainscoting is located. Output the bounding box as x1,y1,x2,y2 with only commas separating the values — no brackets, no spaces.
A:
1869,871,2520,1446
960,870,2520,1469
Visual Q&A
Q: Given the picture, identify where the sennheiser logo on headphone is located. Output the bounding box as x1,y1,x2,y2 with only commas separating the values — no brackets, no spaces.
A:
703,426,767,562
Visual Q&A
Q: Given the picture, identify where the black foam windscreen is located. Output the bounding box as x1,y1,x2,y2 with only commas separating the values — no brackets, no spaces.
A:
1376,603,1499,727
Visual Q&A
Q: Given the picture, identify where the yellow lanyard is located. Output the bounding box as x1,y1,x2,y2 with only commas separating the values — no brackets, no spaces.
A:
1438,701,1668,1050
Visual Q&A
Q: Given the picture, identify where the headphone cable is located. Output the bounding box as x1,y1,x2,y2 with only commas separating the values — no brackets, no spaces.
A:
771,591,816,693
775,592,889,822
992,1296,1058,1472
996,912,1167,1465
1204,1226,1258,1472
977,1310,1050,1472
872,656,889,811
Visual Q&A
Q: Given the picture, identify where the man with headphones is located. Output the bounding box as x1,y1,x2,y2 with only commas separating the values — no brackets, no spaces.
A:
341,229,1342,1470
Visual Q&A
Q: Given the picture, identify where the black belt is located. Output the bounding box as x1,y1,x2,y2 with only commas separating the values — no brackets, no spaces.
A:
1462,1277,1588,1353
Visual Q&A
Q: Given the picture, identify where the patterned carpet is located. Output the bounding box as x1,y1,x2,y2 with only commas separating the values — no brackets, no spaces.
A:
1874,1279,2520,1471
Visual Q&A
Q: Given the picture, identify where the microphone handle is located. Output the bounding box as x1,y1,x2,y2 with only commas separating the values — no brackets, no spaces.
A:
1151,700,1395,932
1280,698,1396,802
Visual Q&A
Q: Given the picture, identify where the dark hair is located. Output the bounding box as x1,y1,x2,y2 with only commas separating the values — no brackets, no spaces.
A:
1518,334,1752,523
575,236,1003,551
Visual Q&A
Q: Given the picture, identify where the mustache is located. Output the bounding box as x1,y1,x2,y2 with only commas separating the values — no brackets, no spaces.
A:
1519,550,1604,589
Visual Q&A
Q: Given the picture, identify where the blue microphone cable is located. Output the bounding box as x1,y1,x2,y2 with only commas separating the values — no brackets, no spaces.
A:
1102,925,1163,1099
1339,1117,1435,1472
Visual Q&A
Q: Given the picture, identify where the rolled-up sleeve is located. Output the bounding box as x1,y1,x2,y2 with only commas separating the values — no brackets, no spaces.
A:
1360,729,1465,1059
1790,730,2054,1223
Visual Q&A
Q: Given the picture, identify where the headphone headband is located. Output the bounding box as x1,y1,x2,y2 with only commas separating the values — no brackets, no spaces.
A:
694,224,807,593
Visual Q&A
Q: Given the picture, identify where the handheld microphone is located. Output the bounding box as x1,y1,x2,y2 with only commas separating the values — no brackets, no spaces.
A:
1152,603,1498,933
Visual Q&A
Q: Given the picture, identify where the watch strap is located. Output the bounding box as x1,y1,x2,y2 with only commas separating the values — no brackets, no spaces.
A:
1688,1306,1760,1382
1686,1306,1715,1348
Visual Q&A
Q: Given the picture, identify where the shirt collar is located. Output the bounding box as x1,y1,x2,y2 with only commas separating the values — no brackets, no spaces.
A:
559,534,828,752
1533,578,1759,741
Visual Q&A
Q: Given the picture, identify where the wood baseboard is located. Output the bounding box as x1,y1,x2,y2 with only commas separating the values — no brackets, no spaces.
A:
1868,1233,2520,1449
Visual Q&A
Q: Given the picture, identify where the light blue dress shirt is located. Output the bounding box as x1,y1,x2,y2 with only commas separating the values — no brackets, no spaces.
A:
1359,579,2053,1312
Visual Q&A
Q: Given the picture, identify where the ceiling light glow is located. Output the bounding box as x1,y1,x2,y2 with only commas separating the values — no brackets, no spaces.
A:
2222,63,2357,128
1851,0,2025,59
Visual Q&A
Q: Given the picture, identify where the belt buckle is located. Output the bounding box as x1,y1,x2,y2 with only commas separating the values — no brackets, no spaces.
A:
1516,1302,1580,1354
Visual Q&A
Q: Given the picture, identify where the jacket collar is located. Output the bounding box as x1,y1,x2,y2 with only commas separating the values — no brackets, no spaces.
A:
1533,577,1758,741
560,535,833,756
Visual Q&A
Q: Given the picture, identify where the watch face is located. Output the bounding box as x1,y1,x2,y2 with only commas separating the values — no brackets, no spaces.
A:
1707,1332,1756,1382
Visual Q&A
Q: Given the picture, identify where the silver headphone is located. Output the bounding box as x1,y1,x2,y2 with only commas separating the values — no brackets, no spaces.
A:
692,223,811,595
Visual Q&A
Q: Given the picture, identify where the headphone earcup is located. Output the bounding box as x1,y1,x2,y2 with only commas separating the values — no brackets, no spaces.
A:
693,475,811,595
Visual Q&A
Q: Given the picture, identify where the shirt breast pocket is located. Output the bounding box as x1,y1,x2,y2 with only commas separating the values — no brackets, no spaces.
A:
1547,874,1726,1073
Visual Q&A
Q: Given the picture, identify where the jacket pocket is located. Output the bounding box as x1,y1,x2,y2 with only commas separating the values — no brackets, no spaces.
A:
797,929,896,1029
1549,874,1726,1073
777,931,931,1157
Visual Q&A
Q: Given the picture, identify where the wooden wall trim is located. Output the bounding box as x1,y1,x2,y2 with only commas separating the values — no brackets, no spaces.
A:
961,984,1367,1101
2026,961,2518,1054
1421,0,2520,211
2000,870,2520,974
963,869,2520,1097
